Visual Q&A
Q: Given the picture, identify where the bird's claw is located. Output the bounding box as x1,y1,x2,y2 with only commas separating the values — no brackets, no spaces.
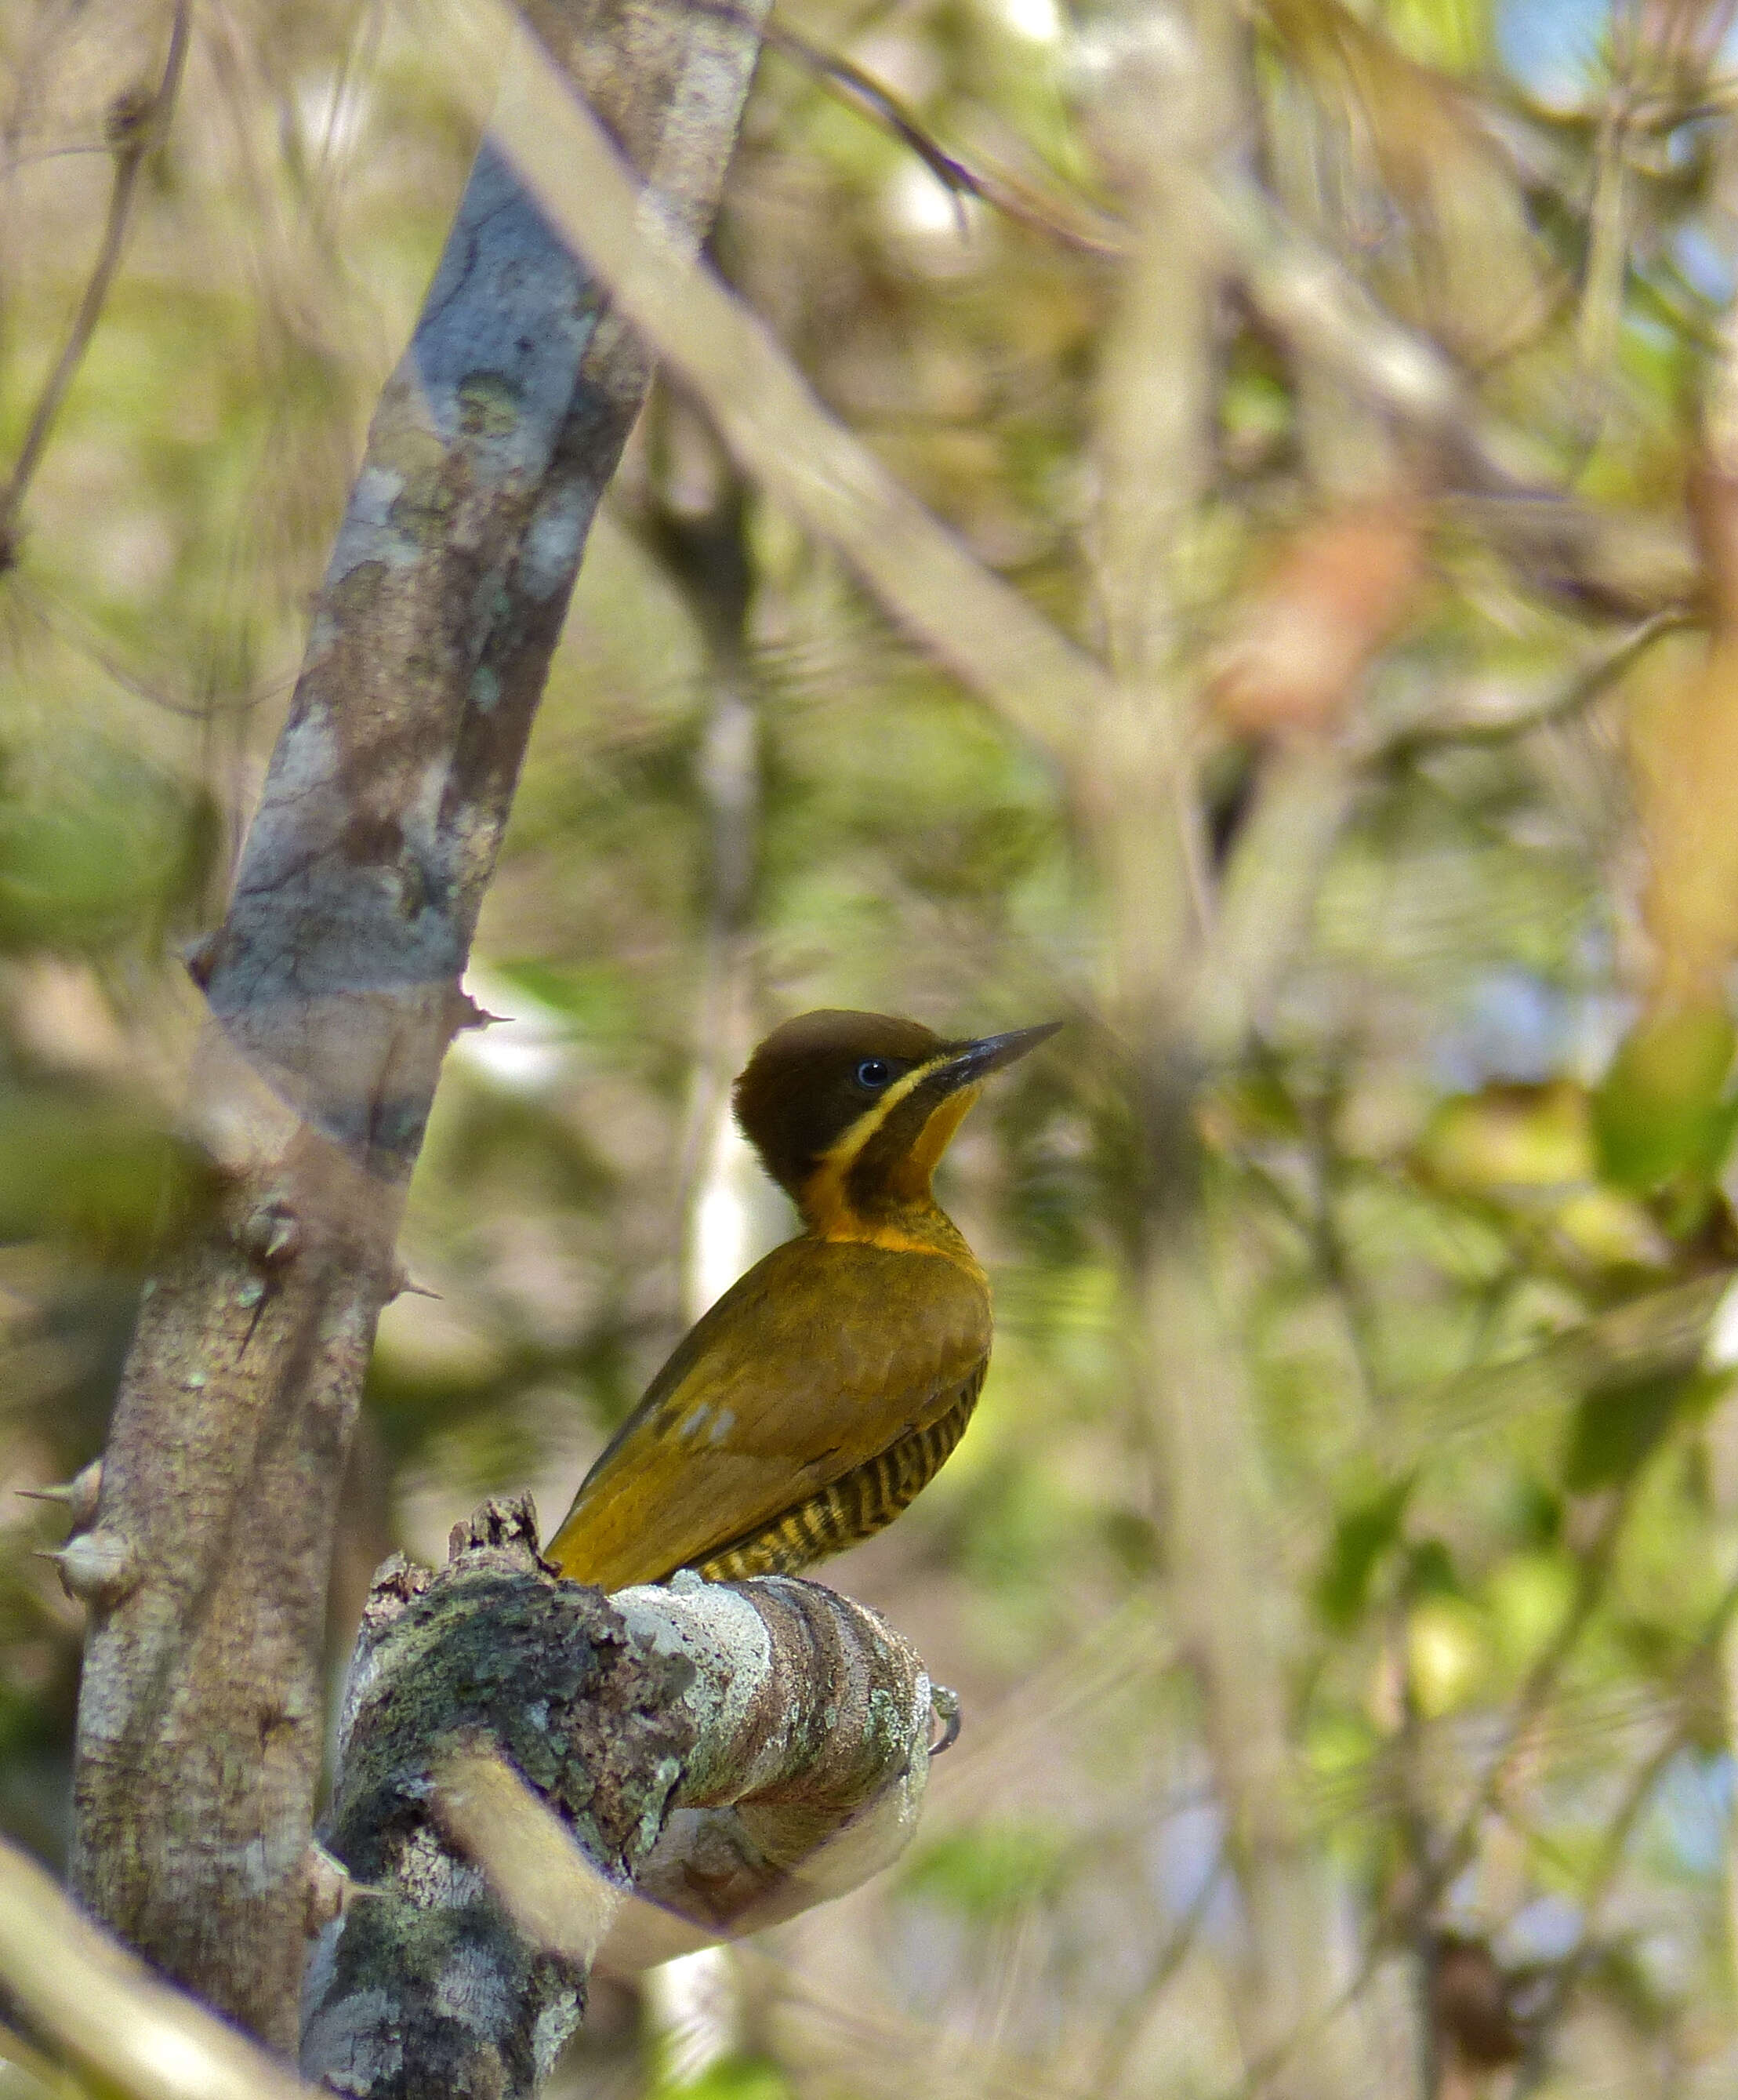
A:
927,1682,961,1756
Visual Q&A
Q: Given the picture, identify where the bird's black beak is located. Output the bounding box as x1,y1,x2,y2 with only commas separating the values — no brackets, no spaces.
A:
932,1022,1063,1092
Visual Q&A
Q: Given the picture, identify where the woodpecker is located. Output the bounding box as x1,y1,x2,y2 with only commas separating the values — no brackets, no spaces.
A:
546,1008,1057,1589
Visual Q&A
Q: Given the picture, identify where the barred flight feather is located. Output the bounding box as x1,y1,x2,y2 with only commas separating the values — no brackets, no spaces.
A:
695,1366,986,1582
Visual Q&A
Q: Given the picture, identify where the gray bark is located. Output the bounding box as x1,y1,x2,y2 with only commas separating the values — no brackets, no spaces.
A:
67,0,767,2045
300,1499,935,2099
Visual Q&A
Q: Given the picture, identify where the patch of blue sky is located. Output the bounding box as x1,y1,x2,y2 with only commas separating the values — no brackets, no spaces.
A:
1498,1891,1583,1964
1671,220,1736,311
1145,1800,1241,1945
1496,0,1604,106
1646,1748,1733,1880
1432,968,1630,1092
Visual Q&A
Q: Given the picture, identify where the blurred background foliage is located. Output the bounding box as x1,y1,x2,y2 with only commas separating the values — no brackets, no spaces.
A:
7,0,1738,2091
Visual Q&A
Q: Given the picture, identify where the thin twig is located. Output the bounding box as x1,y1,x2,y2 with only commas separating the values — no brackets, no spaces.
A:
1507,1568,1738,2095
738,1945,1095,2100
1576,64,1638,389
1415,1487,1635,1922
759,14,1124,258
1372,608,1696,761
1302,1072,1391,1415
681,0,1124,257
0,142,117,180
14,572,283,720
0,0,190,550
1308,1675,1690,1829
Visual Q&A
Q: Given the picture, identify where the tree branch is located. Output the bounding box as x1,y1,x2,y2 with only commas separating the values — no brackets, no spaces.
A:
67,0,769,2044
1076,9,1358,2093
299,1499,935,2098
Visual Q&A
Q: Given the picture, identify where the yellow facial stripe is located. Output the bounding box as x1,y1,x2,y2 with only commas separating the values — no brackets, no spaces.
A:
902,1083,980,1187
798,1053,974,1237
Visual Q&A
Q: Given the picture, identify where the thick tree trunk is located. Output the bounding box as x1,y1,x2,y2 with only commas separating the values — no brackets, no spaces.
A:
67,0,767,2045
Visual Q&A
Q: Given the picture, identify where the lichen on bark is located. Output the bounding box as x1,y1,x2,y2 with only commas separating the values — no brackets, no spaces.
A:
302,1499,937,2099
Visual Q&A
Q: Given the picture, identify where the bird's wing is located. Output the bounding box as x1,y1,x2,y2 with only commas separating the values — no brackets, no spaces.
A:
546,1237,991,1589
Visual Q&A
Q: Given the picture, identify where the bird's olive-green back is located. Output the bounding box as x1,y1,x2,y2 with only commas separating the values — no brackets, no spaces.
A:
546,1234,991,1590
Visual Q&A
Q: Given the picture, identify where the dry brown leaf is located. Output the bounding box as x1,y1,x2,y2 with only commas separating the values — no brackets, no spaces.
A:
1211,498,1426,736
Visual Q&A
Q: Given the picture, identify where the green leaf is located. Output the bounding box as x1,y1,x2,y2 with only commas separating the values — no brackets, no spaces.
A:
1317,1473,1416,1629
1402,1539,1462,1599
0,1083,216,1255
1562,1372,1688,1493
1591,1004,1737,1192
902,1823,1067,1920
657,2054,793,2100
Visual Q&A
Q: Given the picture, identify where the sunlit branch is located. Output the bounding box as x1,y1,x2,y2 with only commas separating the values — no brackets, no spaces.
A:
67,0,771,2040
0,1835,319,2100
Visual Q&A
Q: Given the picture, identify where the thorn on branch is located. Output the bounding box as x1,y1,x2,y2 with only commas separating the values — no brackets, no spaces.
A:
39,1528,138,1608
303,1844,357,1937
238,1200,301,1271
387,1263,442,1303
18,1459,103,1533
183,933,220,990
449,989,511,1034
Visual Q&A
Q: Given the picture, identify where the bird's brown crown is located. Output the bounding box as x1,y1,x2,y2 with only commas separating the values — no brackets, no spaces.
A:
732,1010,953,1205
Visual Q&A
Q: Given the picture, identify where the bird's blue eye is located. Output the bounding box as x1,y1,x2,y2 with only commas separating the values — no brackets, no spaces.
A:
855,1058,893,1090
